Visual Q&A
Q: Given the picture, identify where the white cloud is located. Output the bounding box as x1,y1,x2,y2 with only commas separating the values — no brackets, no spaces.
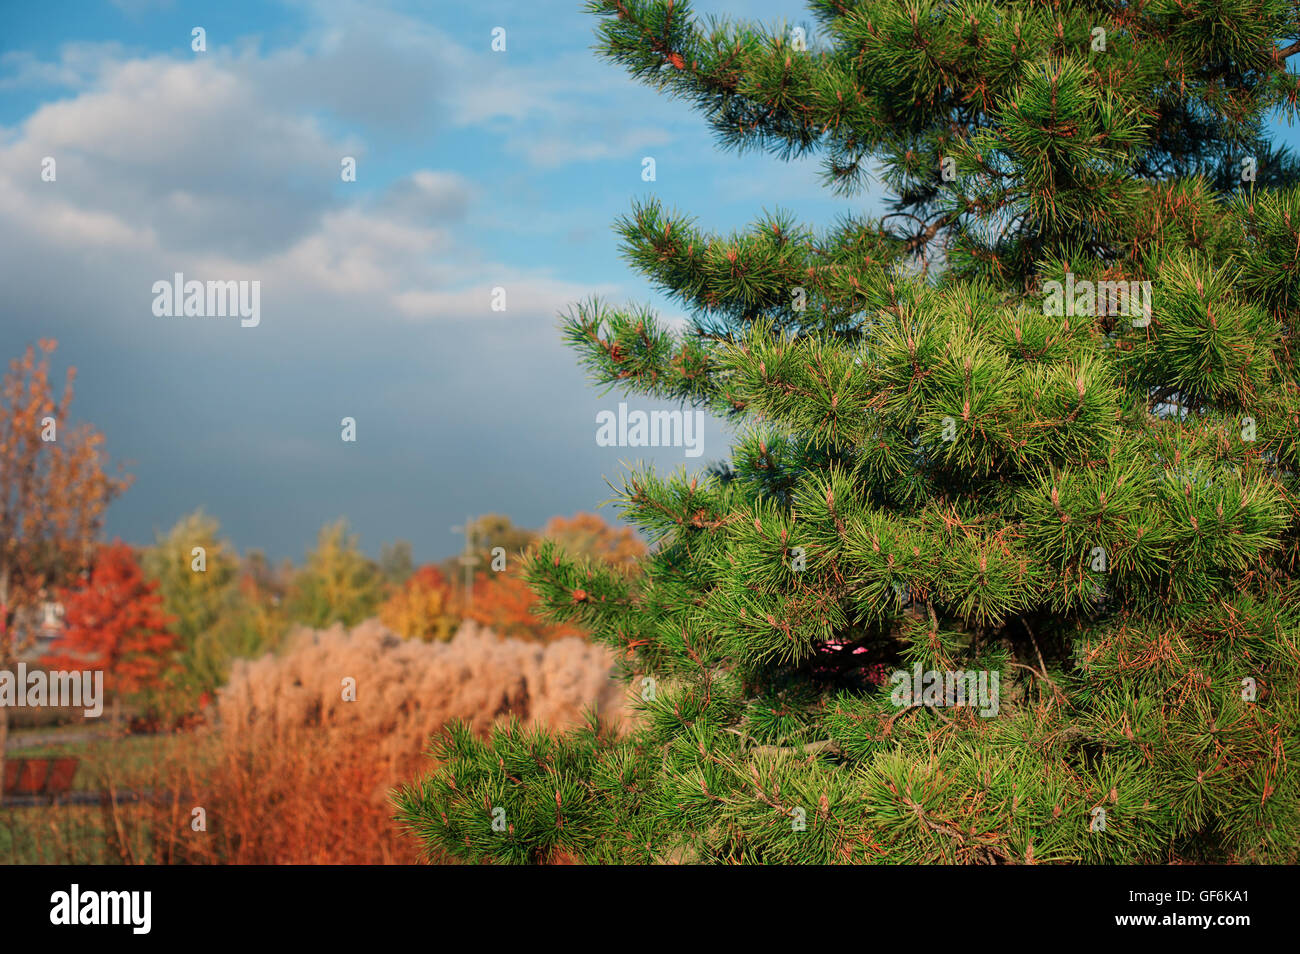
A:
391,274,615,323
0,48,547,331
0,8,639,346
520,125,674,169
3,54,359,257
0,44,123,91
379,170,476,222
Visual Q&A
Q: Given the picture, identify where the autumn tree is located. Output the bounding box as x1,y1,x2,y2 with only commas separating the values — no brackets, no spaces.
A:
462,571,586,643
0,340,128,785
141,509,240,709
443,513,537,587
379,540,416,587
380,565,458,642
142,509,239,644
287,519,383,628
180,567,290,712
140,511,291,713
451,512,642,642
242,548,293,605
42,541,178,717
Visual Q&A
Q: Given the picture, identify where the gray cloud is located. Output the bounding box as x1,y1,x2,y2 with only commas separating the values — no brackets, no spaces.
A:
0,31,721,563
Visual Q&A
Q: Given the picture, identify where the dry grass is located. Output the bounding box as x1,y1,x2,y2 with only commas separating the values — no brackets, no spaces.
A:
133,619,627,864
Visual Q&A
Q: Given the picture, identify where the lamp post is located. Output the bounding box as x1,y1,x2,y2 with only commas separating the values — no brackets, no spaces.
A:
451,515,479,609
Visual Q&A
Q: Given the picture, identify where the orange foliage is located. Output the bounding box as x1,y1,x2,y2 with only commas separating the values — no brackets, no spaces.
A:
1,339,130,651
43,542,179,697
462,571,584,642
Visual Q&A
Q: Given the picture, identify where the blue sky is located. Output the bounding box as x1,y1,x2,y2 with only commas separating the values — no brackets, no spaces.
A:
1,1,1297,563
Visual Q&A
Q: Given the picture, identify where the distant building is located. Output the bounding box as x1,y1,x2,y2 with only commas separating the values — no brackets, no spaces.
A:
9,598,65,662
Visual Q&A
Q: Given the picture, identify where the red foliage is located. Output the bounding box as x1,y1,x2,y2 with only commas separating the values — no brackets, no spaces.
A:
42,541,179,697
410,564,449,590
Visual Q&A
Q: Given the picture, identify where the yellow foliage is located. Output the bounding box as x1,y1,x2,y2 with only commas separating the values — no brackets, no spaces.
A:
379,566,457,641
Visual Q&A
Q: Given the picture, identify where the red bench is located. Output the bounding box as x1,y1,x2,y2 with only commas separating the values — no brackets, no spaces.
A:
2,756,79,798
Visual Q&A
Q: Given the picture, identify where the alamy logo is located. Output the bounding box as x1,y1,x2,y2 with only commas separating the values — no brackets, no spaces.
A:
889,664,999,717
152,272,260,327
1043,273,1151,325
595,402,704,458
0,664,103,718
50,884,151,934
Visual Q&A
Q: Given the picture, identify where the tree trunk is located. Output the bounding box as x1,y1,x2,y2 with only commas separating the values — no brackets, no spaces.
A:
0,705,8,806
0,585,11,806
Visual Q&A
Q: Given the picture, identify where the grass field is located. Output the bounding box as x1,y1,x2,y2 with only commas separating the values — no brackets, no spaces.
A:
1,727,215,863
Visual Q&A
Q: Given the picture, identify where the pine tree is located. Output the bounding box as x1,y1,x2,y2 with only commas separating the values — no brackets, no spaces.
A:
542,512,648,569
396,0,1300,864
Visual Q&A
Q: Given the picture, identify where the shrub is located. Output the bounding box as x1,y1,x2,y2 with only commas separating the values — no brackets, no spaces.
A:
145,619,627,864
